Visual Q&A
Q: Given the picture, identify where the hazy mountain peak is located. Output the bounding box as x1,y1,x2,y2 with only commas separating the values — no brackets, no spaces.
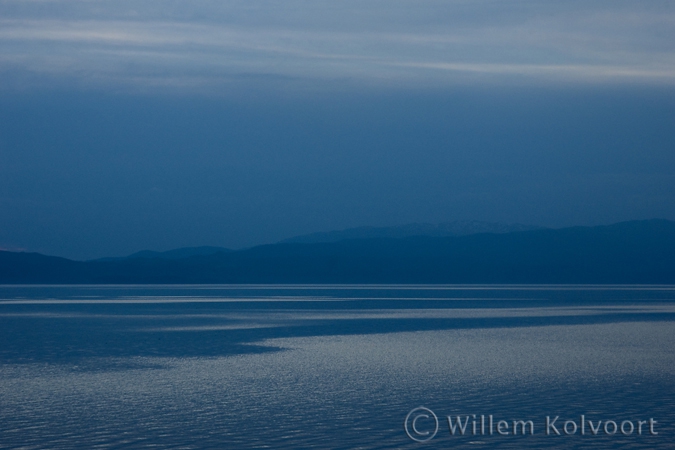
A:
94,246,230,261
280,221,544,244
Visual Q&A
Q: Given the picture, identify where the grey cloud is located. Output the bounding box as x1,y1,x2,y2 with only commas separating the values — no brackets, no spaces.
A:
1,1,674,89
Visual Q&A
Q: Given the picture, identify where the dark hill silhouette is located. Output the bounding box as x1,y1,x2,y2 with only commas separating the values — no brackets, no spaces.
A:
1,219,674,284
0,251,90,284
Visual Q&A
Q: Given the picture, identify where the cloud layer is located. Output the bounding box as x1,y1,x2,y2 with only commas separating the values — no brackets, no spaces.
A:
1,0,674,90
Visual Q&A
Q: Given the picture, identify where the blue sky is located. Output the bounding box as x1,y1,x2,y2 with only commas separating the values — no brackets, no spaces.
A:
1,1,674,259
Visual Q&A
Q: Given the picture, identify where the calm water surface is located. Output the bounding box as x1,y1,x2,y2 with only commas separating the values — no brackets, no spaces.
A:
0,285,674,449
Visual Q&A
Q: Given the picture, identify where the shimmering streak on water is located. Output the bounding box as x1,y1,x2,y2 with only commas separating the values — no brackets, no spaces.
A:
0,286,674,449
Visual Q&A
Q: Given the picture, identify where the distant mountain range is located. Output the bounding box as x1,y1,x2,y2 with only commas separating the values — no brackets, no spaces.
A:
96,221,539,261
280,220,543,244
1,219,674,284
94,246,230,261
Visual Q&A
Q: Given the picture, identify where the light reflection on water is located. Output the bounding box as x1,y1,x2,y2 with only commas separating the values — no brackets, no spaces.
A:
0,285,674,449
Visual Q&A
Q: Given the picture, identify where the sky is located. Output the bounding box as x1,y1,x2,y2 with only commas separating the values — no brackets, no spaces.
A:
1,0,674,260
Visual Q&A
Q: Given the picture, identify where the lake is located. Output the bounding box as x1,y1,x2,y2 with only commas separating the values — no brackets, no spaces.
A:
0,285,673,449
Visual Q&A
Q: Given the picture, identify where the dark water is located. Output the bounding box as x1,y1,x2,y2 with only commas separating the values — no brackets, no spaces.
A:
0,285,674,449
